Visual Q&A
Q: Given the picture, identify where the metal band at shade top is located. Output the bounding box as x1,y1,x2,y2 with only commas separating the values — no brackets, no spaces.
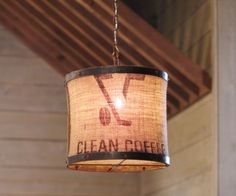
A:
67,152,170,166
65,65,168,83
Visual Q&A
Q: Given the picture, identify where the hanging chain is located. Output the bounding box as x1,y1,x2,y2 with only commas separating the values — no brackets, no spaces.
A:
112,0,120,66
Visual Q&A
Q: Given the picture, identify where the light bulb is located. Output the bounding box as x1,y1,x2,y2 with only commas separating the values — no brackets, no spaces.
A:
115,97,123,109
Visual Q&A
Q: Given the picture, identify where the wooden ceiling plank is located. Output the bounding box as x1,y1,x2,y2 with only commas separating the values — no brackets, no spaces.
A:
79,0,198,101
167,106,171,116
62,0,190,106
22,0,100,68
167,103,178,119
0,0,212,118
2,0,185,110
98,0,211,94
59,0,140,66
75,1,190,105
61,0,142,66
169,84,189,106
168,93,181,110
53,0,142,67
48,0,114,64
91,0,201,96
30,0,186,108
0,1,73,75
166,95,178,116
169,80,189,102
43,0,113,66
11,0,90,70
45,0,145,68
36,2,187,108
0,15,66,75
168,102,178,116
26,0,109,66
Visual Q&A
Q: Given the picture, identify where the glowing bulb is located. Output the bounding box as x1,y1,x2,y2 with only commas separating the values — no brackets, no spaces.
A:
115,98,123,109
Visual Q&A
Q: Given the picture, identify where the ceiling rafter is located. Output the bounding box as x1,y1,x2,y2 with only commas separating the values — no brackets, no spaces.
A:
0,0,211,118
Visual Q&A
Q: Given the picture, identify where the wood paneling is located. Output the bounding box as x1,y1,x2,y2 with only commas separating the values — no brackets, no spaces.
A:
0,25,138,196
168,95,212,154
0,57,62,85
140,95,213,195
159,0,206,35
141,136,213,194
0,168,136,196
0,111,66,140
0,140,66,168
146,171,212,196
187,32,212,75
168,0,212,53
159,0,213,77
0,0,212,118
140,1,214,195
0,29,36,57
0,83,66,113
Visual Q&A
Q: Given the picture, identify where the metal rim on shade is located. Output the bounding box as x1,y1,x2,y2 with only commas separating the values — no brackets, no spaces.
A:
67,152,170,166
65,65,168,83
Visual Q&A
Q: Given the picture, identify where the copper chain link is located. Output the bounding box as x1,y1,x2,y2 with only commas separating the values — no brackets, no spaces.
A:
112,0,120,66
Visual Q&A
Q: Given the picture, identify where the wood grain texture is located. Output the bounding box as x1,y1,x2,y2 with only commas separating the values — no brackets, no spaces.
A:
141,136,213,194
0,0,212,118
80,0,203,98
168,94,212,154
0,140,66,168
187,32,212,75
168,0,212,53
0,56,63,85
0,83,66,113
140,95,213,195
0,2,72,75
0,111,66,140
159,0,206,35
0,29,36,57
145,171,213,196
0,25,138,195
140,0,214,195
0,168,136,196
159,0,213,78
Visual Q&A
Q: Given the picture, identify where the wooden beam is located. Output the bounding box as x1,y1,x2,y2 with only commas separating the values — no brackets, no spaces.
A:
26,0,108,66
0,0,212,118
36,0,186,111
59,0,191,106
79,0,199,98
10,0,89,70
78,0,198,102
58,0,143,65
0,2,70,75
96,0,211,94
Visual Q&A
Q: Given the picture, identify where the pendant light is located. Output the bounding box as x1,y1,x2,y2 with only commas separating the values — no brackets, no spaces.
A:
65,0,170,172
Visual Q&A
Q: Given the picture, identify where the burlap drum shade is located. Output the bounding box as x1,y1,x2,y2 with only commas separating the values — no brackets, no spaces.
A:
65,66,170,172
